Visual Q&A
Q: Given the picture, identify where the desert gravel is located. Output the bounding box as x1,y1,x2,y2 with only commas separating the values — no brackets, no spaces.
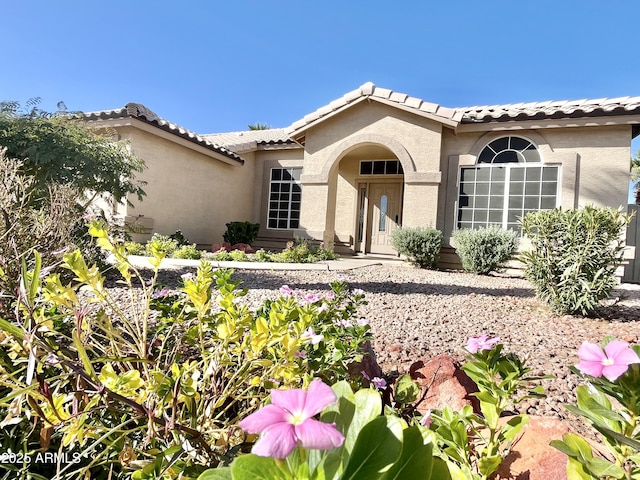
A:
123,263,640,427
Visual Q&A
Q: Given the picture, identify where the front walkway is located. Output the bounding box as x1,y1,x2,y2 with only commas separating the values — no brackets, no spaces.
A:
126,254,406,271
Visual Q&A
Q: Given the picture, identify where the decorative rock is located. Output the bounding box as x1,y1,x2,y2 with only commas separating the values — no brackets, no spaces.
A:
495,415,570,480
211,242,232,252
409,355,479,414
231,243,256,254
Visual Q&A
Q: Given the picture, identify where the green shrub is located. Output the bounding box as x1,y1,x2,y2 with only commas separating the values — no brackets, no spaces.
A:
124,241,145,255
229,249,249,262
253,249,274,262
223,221,260,245
453,226,519,275
520,206,632,316
169,229,191,246
208,250,232,261
144,233,178,257
391,227,442,268
172,243,202,259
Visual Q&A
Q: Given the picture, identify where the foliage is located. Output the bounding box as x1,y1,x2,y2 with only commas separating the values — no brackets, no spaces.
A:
222,222,260,246
144,233,179,257
200,380,441,480
551,338,640,479
169,230,191,247
173,244,203,260
430,338,548,480
0,99,145,207
0,221,371,479
0,154,85,321
124,241,146,255
277,239,338,263
390,227,442,269
247,123,271,131
520,206,632,316
453,226,518,275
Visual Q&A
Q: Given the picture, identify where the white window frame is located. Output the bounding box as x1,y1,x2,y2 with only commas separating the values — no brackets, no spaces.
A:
267,167,302,230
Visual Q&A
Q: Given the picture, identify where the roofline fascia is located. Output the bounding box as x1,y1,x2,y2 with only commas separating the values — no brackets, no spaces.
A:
86,117,245,166
455,114,640,133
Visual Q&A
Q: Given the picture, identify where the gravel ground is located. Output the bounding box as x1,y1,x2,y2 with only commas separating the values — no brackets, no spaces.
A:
126,263,640,432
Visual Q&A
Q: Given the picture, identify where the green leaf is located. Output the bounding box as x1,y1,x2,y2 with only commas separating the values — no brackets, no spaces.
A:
501,414,529,444
230,454,292,480
0,317,26,341
198,468,232,480
394,374,420,404
73,329,96,379
381,426,433,480
342,415,403,480
584,457,626,479
478,454,502,477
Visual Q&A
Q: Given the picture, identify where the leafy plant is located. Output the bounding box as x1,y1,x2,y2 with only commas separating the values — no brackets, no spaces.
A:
453,226,518,275
200,380,441,480
144,233,179,257
173,244,203,260
223,222,260,246
551,338,640,479
520,206,633,315
169,230,191,246
0,221,371,479
430,335,549,480
390,227,442,268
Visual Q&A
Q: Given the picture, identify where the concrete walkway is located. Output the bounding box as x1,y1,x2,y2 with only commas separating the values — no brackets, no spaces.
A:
127,254,406,271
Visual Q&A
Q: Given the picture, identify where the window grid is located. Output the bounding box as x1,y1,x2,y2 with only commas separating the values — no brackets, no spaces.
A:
359,160,404,175
267,168,302,230
458,164,559,233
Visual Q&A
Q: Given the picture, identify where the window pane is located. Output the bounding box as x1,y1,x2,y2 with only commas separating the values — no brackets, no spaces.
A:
478,148,494,163
475,183,489,195
373,161,386,175
490,137,509,152
476,169,490,182
541,182,557,195
272,183,281,192
522,148,541,163
491,167,505,181
526,167,542,181
488,210,503,223
459,209,473,221
542,167,558,181
475,196,489,208
541,196,557,209
459,222,472,229
271,169,282,181
379,195,388,231
360,161,373,175
525,182,541,195
460,182,475,196
490,182,504,195
510,168,525,181
461,168,476,182
282,169,292,181
509,182,524,195
473,210,488,223
507,210,521,223
386,161,399,174
494,150,519,163
489,195,504,209
509,137,530,150
291,168,301,180
524,196,540,209
268,219,278,228
508,196,523,208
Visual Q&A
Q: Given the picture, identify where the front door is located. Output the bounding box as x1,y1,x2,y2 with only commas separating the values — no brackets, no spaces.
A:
367,183,402,254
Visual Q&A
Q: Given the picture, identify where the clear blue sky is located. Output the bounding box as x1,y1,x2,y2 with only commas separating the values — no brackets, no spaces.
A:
3,0,640,196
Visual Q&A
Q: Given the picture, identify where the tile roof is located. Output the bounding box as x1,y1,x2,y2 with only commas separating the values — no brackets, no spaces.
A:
286,82,464,136
82,103,245,164
203,128,294,153
460,96,640,123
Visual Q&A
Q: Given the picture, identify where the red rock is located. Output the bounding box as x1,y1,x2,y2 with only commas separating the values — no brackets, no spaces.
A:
231,243,256,254
211,242,232,252
409,355,479,414
495,415,570,480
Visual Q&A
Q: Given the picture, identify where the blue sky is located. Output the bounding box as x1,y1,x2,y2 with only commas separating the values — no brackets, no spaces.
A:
3,1,640,196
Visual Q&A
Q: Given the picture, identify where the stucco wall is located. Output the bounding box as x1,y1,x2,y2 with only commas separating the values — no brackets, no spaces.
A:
120,126,256,245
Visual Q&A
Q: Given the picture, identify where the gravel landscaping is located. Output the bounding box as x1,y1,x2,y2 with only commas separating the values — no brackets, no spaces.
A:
127,262,640,432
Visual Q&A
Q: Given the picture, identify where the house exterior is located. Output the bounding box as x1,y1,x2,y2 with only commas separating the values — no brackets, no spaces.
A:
84,83,640,270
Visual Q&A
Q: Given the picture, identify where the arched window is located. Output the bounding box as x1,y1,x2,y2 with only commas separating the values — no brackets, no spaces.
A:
458,136,559,232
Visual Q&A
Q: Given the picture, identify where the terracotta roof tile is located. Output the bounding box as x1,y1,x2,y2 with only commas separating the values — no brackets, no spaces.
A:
83,103,245,164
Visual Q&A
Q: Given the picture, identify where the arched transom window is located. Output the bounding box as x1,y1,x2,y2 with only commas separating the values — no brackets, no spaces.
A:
458,136,559,232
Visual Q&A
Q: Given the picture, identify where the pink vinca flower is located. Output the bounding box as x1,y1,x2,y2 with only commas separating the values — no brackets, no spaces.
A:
466,334,500,354
239,379,345,458
576,340,640,381
301,327,324,345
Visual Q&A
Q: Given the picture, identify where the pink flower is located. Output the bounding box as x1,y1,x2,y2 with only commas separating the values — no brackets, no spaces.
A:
372,377,387,389
420,410,432,428
280,285,293,297
576,340,640,381
324,291,335,301
238,380,344,458
303,293,321,304
301,327,324,345
294,350,307,359
466,334,500,354
357,317,369,327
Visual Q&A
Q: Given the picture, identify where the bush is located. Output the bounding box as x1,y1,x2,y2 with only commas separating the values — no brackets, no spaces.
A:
391,227,442,268
223,221,260,245
229,249,249,262
169,229,191,246
520,206,632,316
0,221,371,478
144,233,179,257
124,241,145,255
173,243,203,259
453,226,518,275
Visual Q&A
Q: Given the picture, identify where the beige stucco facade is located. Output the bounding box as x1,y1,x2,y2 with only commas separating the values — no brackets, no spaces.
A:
87,84,640,270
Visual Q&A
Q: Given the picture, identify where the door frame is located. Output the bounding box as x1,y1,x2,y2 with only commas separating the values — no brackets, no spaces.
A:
355,180,404,254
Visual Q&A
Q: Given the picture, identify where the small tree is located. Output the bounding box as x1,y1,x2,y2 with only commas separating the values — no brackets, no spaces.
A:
520,206,632,316
391,227,442,268
453,226,518,275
